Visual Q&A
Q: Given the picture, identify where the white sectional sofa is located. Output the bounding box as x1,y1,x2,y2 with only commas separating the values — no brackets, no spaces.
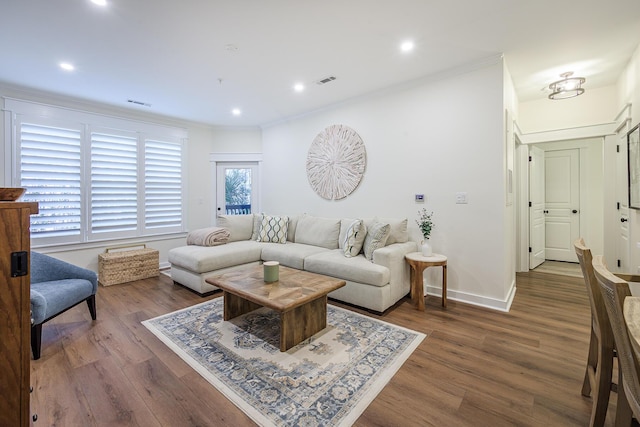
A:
168,214,417,312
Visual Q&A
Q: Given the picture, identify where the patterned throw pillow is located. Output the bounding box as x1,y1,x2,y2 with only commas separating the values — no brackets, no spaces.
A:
343,219,367,257
257,215,289,244
363,222,390,261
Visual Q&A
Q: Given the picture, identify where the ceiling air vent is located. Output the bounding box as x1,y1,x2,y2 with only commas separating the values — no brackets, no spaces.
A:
127,99,151,107
315,76,337,85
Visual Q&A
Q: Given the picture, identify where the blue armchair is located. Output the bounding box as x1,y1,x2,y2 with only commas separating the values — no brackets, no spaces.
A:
30,252,98,360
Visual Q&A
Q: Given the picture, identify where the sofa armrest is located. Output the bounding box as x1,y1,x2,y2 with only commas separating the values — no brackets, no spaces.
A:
373,241,418,268
373,241,418,302
31,252,98,293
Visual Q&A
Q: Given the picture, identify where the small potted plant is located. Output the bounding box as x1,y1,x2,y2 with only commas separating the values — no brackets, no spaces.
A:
416,208,434,256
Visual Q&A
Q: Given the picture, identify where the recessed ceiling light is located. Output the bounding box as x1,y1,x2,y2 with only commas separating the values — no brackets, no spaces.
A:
232,108,241,116
400,40,415,53
294,83,305,93
59,62,75,71
91,0,107,6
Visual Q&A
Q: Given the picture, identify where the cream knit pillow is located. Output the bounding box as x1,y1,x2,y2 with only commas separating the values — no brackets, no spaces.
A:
363,222,390,261
342,219,367,257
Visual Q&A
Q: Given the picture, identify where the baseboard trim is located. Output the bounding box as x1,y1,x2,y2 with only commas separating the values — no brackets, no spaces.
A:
426,278,516,312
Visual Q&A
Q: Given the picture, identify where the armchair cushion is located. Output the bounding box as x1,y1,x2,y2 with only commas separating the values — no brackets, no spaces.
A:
31,279,95,325
29,252,98,325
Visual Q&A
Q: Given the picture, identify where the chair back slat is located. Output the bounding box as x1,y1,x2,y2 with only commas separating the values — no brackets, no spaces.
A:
574,238,612,346
592,255,640,417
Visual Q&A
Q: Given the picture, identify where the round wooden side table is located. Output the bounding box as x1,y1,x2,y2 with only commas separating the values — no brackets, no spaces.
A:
405,252,447,310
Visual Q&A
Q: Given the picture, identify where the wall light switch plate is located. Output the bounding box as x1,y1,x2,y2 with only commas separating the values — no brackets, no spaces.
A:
415,194,424,203
455,192,468,204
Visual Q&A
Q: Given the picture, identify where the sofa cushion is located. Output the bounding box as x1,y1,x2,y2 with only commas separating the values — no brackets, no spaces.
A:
216,214,254,242
304,250,390,287
261,242,330,270
375,217,408,245
342,219,367,257
257,215,289,243
294,214,341,249
169,240,262,273
363,222,390,261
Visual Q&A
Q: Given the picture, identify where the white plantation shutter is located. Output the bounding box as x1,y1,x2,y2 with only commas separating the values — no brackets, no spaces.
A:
8,98,187,247
144,139,183,231
19,122,83,242
90,131,139,236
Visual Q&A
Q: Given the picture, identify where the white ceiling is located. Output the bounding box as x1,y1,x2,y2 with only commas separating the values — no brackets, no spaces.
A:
2,0,640,127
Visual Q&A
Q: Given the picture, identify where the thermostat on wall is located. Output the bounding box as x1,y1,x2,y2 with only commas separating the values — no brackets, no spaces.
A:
415,194,424,203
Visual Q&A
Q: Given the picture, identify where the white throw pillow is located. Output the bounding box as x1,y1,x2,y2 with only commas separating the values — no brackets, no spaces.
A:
375,217,408,245
257,215,289,244
363,222,390,261
294,214,341,249
343,219,367,258
216,214,254,242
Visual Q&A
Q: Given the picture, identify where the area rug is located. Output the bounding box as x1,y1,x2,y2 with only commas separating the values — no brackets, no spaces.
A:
142,297,425,426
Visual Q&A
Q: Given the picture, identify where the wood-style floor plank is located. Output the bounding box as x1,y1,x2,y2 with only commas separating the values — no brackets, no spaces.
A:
30,270,620,426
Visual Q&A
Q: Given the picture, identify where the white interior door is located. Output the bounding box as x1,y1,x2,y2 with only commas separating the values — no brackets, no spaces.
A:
215,162,259,216
529,146,545,269
617,130,631,272
544,149,580,262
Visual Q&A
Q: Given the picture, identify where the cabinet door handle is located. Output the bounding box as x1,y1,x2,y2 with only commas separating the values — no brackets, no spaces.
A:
10,251,28,277
622,218,629,223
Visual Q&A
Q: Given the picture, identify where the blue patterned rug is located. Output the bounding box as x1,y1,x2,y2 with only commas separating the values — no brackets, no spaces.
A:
143,297,425,426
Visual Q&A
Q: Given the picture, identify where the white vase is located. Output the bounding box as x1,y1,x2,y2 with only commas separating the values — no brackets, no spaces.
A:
421,240,432,256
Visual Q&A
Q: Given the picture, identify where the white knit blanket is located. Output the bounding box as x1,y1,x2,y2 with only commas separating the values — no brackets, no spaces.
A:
186,227,230,246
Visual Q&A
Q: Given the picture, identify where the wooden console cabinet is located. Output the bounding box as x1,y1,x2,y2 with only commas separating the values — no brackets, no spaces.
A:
0,201,38,426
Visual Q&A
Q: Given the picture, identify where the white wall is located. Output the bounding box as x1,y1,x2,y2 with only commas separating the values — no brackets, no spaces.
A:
261,58,515,310
618,45,640,119
518,86,617,133
503,61,519,304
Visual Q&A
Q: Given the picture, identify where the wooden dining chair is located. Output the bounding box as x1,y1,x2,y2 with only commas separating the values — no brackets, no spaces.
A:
574,238,616,427
592,256,640,426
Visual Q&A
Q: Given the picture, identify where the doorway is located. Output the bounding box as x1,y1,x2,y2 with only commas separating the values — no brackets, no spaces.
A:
526,138,604,271
215,162,260,216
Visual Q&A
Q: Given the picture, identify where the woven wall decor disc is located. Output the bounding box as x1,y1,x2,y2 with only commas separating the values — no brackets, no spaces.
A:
306,124,366,200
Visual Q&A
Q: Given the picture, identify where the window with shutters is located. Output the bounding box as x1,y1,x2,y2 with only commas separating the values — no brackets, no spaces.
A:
145,139,183,230
6,99,186,247
19,121,83,243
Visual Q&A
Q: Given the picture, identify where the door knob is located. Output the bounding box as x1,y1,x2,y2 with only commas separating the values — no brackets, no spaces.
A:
622,218,629,222
572,209,578,213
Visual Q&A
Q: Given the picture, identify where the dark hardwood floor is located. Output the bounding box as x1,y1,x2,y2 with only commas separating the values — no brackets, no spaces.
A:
30,270,619,426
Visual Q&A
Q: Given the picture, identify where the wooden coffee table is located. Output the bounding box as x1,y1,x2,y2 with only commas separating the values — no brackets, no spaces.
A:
205,265,345,351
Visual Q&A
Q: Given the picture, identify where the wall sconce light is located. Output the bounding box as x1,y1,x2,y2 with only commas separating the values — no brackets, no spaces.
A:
548,71,586,100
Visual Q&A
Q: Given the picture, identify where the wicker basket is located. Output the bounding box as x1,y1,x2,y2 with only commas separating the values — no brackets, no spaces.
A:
98,245,159,286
